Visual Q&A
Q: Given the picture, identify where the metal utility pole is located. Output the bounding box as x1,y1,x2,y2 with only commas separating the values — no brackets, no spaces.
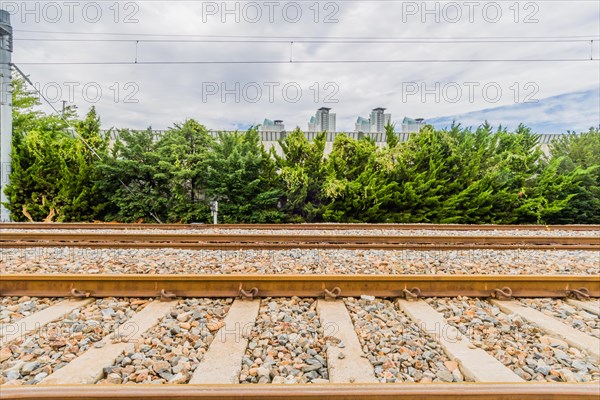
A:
0,9,13,221
210,201,218,225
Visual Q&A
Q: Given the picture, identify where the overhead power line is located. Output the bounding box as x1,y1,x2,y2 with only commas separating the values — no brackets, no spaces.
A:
14,38,599,44
15,58,599,65
12,31,598,64
13,29,600,41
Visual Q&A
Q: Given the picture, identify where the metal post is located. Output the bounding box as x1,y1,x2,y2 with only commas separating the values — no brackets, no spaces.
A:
210,201,218,225
0,10,13,221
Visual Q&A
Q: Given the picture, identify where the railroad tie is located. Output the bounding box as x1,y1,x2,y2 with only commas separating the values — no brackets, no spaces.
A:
40,300,175,384
490,300,600,361
0,298,94,345
566,299,600,316
316,300,377,383
397,299,523,382
189,299,260,384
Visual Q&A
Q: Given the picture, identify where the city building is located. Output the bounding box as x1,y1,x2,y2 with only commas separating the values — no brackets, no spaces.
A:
355,116,370,132
401,117,426,133
370,107,391,133
259,118,285,132
355,108,392,133
308,107,336,132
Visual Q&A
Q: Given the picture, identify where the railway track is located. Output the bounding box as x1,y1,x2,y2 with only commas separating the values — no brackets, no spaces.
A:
2,225,599,398
2,222,600,231
1,274,599,298
1,278,599,399
1,232,599,250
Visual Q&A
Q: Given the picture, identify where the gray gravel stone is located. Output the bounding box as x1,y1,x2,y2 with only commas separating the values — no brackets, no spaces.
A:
0,297,61,324
1,298,145,385
428,297,599,383
239,297,328,384
3,244,598,276
345,297,465,383
96,298,231,385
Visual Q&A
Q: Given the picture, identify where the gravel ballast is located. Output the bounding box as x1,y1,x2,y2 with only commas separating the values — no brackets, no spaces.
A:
2,228,597,236
1,298,148,386
240,297,329,384
519,298,600,339
1,248,598,275
96,298,232,385
344,297,465,383
0,297,61,324
428,297,599,382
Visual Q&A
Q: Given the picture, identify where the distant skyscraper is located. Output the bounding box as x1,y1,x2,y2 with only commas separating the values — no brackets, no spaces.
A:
401,117,425,133
308,107,336,132
370,108,391,133
355,116,370,132
355,108,391,133
259,118,285,132
308,116,317,131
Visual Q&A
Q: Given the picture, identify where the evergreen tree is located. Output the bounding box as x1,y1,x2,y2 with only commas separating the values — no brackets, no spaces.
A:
275,129,327,221
384,122,399,148
542,128,600,223
97,128,168,222
6,80,597,226
58,107,110,221
5,115,72,221
154,120,214,222
322,134,397,222
204,128,283,222
5,79,109,221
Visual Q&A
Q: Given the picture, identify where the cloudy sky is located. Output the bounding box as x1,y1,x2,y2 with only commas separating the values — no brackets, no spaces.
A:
3,0,599,133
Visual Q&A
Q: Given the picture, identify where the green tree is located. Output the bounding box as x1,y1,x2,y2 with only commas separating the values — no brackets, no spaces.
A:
5,115,72,221
154,120,214,222
275,129,328,221
541,128,600,223
386,125,462,222
322,134,397,222
97,128,168,222
205,129,283,222
57,107,110,221
384,122,399,148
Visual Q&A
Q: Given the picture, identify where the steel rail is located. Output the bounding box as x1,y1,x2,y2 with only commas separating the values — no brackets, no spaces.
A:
0,383,598,400
3,241,598,250
2,222,600,231
1,274,598,298
1,233,598,249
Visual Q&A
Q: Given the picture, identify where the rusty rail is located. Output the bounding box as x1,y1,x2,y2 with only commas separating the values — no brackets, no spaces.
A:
1,232,598,250
0,383,598,400
2,222,600,231
4,242,598,250
1,274,598,298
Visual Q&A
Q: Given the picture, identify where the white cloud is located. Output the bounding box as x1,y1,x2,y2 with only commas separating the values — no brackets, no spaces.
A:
429,88,600,133
4,0,599,131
